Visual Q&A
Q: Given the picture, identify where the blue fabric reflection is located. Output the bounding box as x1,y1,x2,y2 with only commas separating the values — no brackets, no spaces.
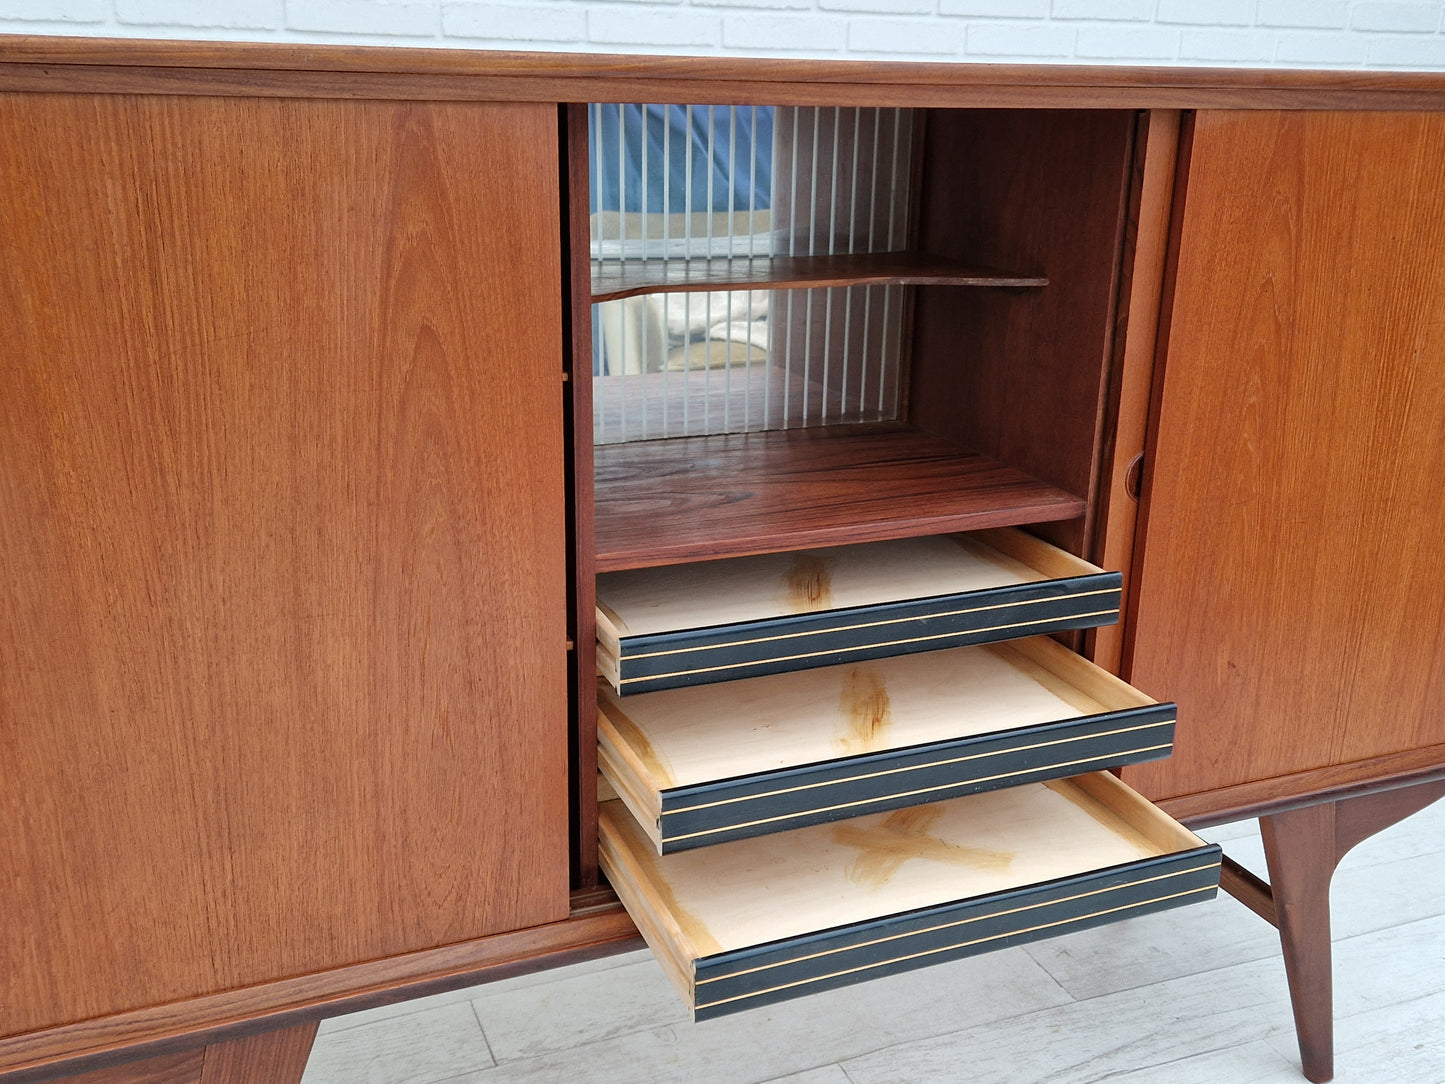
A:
589,104,774,213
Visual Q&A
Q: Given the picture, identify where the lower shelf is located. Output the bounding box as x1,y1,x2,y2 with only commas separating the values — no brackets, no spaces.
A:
599,772,1221,1020
593,423,1086,571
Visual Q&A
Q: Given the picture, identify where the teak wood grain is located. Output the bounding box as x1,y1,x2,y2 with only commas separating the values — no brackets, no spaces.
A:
7,39,1445,111
592,424,1085,571
1163,745,1445,827
590,251,1046,302
1124,110,1445,806
909,109,1136,558
0,94,569,1039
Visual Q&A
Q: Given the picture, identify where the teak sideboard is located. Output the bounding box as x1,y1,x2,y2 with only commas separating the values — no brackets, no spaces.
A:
3,37,1445,1084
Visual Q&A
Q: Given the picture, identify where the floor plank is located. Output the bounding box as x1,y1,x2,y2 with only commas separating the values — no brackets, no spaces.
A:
1092,1041,1302,1084
838,956,1296,1084
469,956,690,1063
759,1069,854,1084
302,1001,495,1084
462,948,1067,1084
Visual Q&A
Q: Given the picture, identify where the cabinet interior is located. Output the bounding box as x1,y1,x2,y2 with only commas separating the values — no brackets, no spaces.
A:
580,105,1137,571
569,102,1140,887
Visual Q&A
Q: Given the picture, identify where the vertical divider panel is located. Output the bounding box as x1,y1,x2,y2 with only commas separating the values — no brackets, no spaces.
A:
1085,109,1182,676
566,102,600,889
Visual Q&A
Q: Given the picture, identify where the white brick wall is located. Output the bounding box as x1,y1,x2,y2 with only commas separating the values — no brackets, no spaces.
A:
3,0,1445,69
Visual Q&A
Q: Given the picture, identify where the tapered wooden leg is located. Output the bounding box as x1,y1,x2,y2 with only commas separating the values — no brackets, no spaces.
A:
197,1022,318,1084
1257,781,1445,1084
38,1021,319,1084
1261,802,1338,1084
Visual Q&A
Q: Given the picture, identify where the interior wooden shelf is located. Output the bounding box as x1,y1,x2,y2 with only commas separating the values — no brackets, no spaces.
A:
591,251,1048,302
593,423,1085,572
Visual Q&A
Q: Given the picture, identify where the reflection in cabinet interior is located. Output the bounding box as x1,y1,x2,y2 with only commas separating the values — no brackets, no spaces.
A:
590,103,919,443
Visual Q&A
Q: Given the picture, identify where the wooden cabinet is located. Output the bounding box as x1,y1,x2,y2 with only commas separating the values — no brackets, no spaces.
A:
0,38,1443,1084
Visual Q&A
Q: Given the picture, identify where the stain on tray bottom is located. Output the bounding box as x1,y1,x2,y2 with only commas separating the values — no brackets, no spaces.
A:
783,552,837,612
833,805,1015,889
836,665,892,755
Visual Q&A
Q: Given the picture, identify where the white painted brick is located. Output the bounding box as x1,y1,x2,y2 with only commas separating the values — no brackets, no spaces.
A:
1050,0,1152,21
1257,0,1348,29
442,2,585,40
117,0,281,28
1075,25,1179,59
1274,30,1369,63
821,0,934,15
1179,28,1277,62
847,16,962,52
1351,2,1439,32
588,8,719,46
1366,32,1445,65
0,0,104,19
1155,0,1254,26
694,0,810,10
286,0,438,36
965,21,1074,55
723,12,846,48
938,0,1048,15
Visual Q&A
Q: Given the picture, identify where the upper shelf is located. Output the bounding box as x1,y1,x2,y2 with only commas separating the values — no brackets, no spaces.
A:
593,422,1084,571
591,251,1048,303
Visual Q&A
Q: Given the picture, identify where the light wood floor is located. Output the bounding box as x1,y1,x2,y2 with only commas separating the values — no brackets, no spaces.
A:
302,800,1445,1084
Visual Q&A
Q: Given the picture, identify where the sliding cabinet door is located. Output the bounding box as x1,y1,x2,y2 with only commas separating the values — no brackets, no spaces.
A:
0,94,569,1035
1125,110,1445,809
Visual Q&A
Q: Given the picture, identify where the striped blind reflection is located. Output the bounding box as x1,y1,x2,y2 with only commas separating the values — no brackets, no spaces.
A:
591,104,915,445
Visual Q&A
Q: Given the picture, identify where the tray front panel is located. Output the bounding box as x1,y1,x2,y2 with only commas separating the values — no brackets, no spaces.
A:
657,704,1176,851
614,573,1122,693
691,846,1222,1019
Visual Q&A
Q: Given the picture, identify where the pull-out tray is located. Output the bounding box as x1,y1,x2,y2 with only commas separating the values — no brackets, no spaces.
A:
595,528,1121,694
599,773,1221,1021
599,636,1176,852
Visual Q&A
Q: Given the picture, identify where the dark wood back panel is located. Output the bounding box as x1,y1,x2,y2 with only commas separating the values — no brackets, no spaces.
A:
1124,110,1445,805
908,108,1136,556
0,93,570,1035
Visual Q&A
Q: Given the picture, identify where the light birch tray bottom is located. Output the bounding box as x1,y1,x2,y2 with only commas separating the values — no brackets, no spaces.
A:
598,635,1176,852
596,527,1121,694
599,772,1221,1020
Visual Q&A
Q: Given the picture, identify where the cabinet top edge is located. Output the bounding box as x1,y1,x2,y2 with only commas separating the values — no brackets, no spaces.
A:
4,34,1445,109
